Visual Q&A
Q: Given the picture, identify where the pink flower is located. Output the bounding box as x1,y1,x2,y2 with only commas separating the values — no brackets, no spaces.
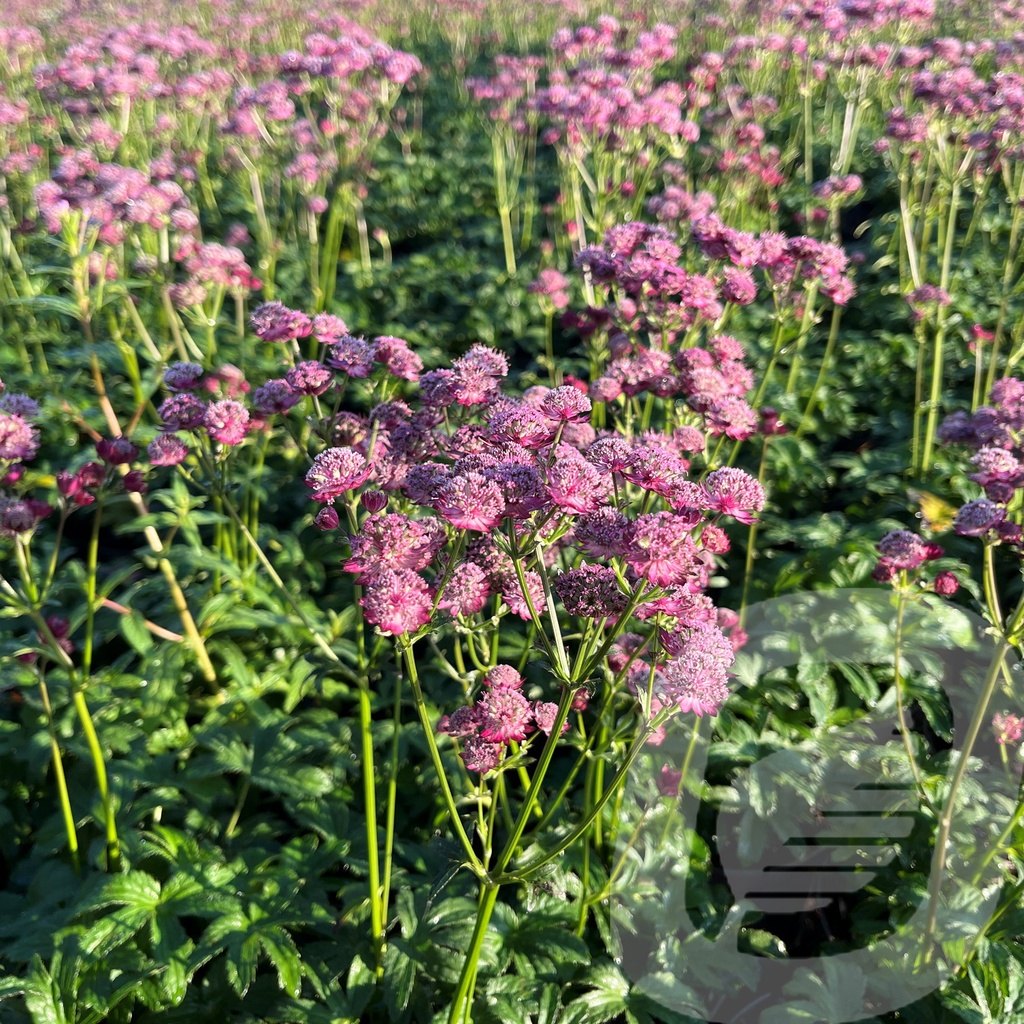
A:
148,434,189,466
360,569,433,636
203,400,250,445
461,735,503,773
0,413,39,462
305,447,371,502
877,529,928,569
485,665,524,691
343,513,443,576
656,625,733,716
541,385,592,422
439,561,492,616
703,467,765,524
627,512,700,587
534,701,569,735
477,688,533,742
546,448,608,513
993,712,1024,746
435,472,505,531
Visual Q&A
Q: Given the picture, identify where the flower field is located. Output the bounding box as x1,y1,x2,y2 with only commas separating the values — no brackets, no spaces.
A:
4,0,1024,1020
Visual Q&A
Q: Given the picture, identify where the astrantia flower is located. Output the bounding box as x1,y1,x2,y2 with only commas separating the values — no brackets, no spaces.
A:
500,569,545,620
360,569,433,635
435,472,505,531
163,362,204,392
485,665,524,692
993,712,1024,746
488,405,555,449
534,701,569,735
203,400,250,445
461,735,503,773
656,625,733,716
703,467,765,524
954,499,1006,537
573,508,634,559
438,705,479,738
286,361,333,396
306,447,371,502
96,437,139,465
148,434,189,466
158,394,207,430
327,336,376,378
250,301,312,342
546,448,608,513
312,313,348,344
439,561,492,616
706,397,758,440
627,512,699,587
541,385,592,421
555,564,627,618
373,336,423,381
253,379,301,415
343,513,443,576
0,413,39,462
477,688,533,742
877,529,929,569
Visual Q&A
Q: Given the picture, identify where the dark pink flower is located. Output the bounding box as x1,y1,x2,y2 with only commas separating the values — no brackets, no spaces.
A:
704,468,765,524
477,688,533,742
435,472,505,531
306,447,371,501
203,400,250,445
360,568,433,636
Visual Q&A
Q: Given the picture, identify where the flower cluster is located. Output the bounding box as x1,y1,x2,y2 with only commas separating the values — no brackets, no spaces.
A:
937,377,1024,548
437,666,568,774
872,528,958,595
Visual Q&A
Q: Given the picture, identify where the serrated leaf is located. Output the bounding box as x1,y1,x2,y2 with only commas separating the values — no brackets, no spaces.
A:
259,928,303,998
383,939,417,1021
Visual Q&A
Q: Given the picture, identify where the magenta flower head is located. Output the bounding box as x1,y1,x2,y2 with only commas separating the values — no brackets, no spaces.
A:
203,400,250,446
286,361,333,396
250,301,312,342
163,362,205,392
477,688,533,742
934,571,959,596
460,735,503,774
158,394,207,430
954,499,1006,537
0,413,39,462
541,385,592,422
877,529,929,569
485,665,524,692
534,701,569,735
96,436,139,465
305,447,371,502
993,712,1024,746
360,568,433,636
656,624,733,717
253,379,301,415
704,467,766,524
546,448,608,514
435,471,505,532
627,512,700,587
314,507,341,531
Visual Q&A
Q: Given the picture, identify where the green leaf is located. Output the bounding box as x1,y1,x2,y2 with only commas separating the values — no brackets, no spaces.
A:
383,939,417,1021
259,929,303,998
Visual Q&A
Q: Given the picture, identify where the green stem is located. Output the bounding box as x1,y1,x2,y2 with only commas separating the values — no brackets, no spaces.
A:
38,678,81,875
400,640,484,875
921,180,961,474
358,680,384,973
447,883,500,1024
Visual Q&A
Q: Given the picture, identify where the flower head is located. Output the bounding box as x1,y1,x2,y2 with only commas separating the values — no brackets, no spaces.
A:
306,447,371,502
